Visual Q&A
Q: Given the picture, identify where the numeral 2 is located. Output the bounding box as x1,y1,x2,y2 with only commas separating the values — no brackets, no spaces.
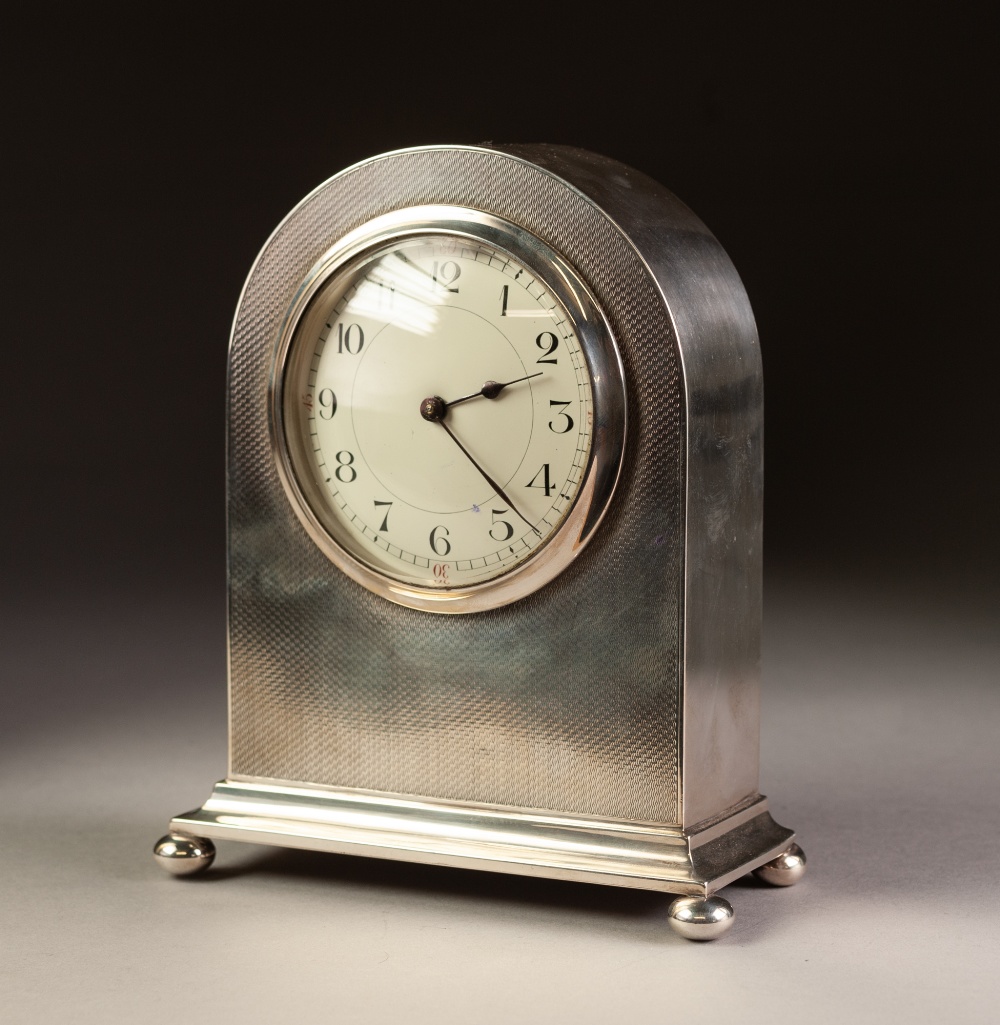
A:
535,332,558,364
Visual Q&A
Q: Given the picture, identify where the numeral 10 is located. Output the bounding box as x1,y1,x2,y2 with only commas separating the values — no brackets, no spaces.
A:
337,323,364,354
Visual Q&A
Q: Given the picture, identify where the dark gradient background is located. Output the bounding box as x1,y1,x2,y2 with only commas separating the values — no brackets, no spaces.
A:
2,8,997,1022
5,10,997,595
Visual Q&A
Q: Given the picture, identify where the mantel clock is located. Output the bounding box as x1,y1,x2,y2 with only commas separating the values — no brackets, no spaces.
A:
154,145,805,940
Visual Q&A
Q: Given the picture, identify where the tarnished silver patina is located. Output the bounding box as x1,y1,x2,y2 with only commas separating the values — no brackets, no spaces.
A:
157,145,804,936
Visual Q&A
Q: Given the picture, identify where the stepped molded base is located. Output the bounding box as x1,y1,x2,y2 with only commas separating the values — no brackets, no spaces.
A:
168,779,795,897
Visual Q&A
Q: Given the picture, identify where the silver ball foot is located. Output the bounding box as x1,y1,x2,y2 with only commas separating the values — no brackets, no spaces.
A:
153,833,216,876
667,895,735,941
754,844,807,885
753,842,806,886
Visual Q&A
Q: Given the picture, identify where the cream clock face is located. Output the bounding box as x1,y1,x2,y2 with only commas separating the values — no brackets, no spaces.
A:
274,208,625,612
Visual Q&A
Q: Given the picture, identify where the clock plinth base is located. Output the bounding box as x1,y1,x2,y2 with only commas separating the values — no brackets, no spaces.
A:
165,780,794,898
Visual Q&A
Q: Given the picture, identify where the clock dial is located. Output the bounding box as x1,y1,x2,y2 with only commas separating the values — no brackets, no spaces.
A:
281,234,594,590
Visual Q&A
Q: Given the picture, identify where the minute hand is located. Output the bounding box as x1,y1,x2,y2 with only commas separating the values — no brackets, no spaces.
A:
435,419,541,537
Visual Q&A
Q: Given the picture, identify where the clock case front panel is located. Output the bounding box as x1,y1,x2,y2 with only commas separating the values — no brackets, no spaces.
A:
172,145,793,895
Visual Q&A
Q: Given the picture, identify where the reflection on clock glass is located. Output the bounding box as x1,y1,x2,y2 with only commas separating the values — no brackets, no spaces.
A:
283,235,594,589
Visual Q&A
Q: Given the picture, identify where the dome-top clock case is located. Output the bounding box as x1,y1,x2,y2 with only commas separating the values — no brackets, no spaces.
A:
155,144,805,939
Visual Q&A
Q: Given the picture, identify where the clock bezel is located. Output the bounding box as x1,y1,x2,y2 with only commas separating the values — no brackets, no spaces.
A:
269,205,627,614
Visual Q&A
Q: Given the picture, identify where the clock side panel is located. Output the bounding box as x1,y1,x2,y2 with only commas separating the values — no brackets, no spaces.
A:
226,148,684,825
502,146,765,829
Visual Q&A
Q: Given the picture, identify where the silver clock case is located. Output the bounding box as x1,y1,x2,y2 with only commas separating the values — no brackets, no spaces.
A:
170,144,794,896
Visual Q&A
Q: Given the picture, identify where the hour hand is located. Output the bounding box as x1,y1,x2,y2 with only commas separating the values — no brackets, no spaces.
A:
443,371,542,410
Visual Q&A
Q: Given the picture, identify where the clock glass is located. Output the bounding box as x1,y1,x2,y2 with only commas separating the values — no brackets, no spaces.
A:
280,232,595,593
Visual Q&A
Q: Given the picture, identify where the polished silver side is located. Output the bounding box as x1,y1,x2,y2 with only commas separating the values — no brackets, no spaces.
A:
171,781,793,897
500,146,764,828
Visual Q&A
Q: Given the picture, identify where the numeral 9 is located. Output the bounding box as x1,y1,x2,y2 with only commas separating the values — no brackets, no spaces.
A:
318,389,337,419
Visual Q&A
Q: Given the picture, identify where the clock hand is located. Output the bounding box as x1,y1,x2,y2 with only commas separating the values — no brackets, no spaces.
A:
419,396,542,536
443,371,543,410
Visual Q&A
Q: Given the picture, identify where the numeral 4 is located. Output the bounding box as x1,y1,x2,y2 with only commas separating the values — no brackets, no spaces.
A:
526,464,555,497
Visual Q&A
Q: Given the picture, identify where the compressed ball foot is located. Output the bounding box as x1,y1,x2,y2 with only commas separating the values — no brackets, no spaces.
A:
153,833,216,876
753,843,807,886
667,895,735,940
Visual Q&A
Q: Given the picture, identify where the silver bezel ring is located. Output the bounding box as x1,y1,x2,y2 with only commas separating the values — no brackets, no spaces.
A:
269,205,626,614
